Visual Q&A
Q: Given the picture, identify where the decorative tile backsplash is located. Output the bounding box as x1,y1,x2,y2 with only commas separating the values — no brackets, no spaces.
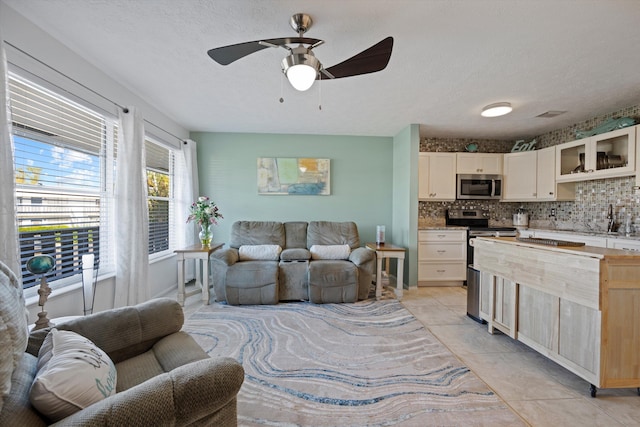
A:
419,104,640,233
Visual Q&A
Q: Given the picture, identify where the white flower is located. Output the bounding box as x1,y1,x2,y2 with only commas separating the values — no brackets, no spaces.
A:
198,196,207,202
204,207,213,215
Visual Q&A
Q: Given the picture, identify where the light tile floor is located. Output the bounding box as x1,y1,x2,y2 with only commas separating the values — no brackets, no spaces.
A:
180,285,640,426
401,286,640,427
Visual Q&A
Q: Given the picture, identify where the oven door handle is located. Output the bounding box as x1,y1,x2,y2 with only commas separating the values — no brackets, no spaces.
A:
491,180,496,197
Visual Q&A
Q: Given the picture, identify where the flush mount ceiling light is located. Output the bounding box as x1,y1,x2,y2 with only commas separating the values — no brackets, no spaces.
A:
481,102,513,118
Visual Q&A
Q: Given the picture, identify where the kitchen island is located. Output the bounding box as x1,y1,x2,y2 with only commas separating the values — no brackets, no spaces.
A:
472,236,640,397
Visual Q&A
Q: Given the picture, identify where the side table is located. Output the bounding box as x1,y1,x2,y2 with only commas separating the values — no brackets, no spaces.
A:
366,242,406,301
174,243,223,306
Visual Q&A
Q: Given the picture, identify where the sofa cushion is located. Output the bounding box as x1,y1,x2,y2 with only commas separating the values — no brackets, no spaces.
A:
284,222,308,248
115,331,208,392
0,261,29,414
310,244,351,260
29,329,117,422
308,261,358,303
0,353,46,426
238,245,282,261
229,221,285,248
280,248,311,261
307,221,360,249
226,261,279,305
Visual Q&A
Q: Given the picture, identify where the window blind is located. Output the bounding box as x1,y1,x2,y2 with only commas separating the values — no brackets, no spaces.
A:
145,139,174,256
9,75,115,288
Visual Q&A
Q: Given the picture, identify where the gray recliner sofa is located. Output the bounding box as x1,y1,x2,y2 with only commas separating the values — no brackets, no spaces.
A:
211,221,375,305
0,260,244,426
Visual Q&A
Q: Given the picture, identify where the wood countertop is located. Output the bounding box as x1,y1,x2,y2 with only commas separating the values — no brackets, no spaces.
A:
475,236,640,259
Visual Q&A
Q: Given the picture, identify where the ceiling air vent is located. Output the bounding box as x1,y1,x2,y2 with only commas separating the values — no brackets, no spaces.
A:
536,110,567,118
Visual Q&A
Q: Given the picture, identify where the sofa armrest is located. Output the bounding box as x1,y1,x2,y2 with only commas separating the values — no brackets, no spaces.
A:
27,298,184,363
52,357,245,426
212,248,239,266
349,247,375,266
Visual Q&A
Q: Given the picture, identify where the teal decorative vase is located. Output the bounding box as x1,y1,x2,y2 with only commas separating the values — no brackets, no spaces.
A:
199,223,212,246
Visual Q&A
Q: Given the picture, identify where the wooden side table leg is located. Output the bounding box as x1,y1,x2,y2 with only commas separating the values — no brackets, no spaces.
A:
376,252,384,300
395,257,404,300
177,254,186,306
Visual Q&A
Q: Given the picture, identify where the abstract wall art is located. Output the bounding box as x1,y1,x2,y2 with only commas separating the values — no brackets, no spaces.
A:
257,157,330,195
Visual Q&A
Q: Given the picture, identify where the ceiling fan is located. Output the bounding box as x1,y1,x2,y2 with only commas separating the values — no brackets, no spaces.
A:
207,13,393,91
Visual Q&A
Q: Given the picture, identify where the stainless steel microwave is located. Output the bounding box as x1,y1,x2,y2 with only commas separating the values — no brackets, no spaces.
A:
456,174,502,200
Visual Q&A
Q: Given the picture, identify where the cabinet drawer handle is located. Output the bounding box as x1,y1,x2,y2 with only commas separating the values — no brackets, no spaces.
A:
437,234,446,238
549,192,554,195
437,250,446,254
436,269,446,273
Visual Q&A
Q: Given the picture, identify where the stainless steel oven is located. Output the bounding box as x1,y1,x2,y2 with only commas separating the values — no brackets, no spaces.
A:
445,209,516,323
456,174,502,200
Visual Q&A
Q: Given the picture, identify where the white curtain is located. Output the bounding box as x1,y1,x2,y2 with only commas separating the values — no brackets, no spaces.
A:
114,107,149,307
0,32,21,277
174,139,199,280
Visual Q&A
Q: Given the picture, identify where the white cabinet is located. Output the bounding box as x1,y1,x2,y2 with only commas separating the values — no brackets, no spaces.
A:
503,150,537,201
456,153,503,175
536,230,606,247
503,147,574,201
537,146,575,201
556,126,636,182
532,230,607,248
607,238,640,252
418,152,456,201
418,229,467,285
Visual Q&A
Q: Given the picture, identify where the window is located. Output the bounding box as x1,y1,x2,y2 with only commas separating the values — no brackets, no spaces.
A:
10,75,114,289
10,74,179,291
146,139,174,256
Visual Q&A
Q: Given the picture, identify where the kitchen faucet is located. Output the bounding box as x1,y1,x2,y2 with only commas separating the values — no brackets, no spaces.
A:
607,204,615,233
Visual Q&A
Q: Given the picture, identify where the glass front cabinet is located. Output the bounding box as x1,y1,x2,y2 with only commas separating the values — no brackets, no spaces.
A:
556,126,637,182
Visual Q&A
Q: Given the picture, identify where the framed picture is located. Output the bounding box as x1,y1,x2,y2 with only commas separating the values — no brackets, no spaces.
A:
257,157,330,195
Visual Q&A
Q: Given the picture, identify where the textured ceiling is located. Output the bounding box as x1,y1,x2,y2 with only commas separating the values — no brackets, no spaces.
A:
3,0,640,140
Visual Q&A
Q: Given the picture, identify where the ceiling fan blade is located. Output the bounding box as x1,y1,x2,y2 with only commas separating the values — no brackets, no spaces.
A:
319,36,393,79
208,37,323,65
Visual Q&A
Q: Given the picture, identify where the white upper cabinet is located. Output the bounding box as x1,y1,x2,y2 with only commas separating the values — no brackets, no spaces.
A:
503,150,537,201
556,126,636,182
418,152,456,201
536,146,557,200
456,153,503,175
503,147,574,202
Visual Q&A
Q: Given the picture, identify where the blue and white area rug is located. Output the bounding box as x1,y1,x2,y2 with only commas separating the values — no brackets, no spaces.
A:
184,299,521,426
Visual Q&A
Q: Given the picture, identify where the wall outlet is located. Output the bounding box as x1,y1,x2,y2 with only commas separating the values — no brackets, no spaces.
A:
550,208,556,218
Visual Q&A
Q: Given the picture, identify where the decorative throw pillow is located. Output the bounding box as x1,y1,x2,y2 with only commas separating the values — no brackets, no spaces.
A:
310,244,352,260
238,244,282,261
30,329,117,422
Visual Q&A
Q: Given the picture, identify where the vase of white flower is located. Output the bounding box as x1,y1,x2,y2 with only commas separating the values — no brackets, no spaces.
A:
187,196,223,246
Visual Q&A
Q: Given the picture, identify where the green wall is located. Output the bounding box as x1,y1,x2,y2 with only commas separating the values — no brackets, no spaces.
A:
392,124,420,288
190,132,395,246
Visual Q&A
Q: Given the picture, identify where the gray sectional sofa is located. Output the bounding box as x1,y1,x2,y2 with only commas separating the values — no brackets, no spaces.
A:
211,221,375,304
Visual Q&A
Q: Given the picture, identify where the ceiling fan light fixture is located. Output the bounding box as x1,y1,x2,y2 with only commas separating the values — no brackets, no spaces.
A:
481,102,513,117
282,52,321,91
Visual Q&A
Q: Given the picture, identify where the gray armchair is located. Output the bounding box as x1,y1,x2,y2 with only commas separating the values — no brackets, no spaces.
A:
0,261,244,426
